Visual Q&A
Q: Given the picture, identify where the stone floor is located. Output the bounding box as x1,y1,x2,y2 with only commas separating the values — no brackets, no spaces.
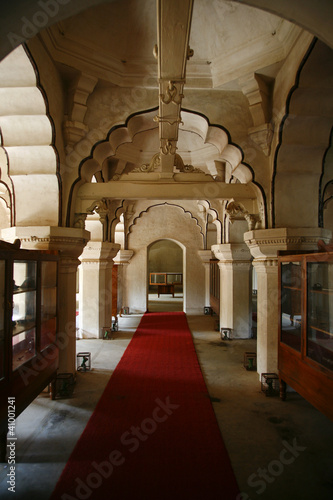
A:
0,314,332,500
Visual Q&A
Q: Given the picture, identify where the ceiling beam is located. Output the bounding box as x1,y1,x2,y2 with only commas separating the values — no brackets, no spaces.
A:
155,0,194,172
75,180,256,213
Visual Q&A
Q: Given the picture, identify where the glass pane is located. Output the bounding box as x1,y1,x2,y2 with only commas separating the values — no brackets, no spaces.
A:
150,273,166,284
41,261,57,350
307,262,333,370
13,260,36,291
12,290,36,327
12,328,36,370
280,262,302,351
12,261,37,367
167,273,182,284
0,260,5,380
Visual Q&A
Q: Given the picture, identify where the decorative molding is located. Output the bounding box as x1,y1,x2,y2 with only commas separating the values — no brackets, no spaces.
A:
244,227,332,260
133,153,161,173
160,139,177,156
174,154,204,174
73,212,87,228
154,115,183,126
212,243,252,263
160,80,184,105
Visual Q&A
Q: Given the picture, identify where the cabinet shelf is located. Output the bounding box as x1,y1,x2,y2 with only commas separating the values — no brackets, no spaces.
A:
308,325,333,337
13,287,36,295
283,286,301,291
309,288,333,295
12,321,36,336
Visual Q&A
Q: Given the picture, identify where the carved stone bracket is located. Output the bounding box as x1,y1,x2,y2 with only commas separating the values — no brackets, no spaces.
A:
226,200,260,230
174,154,204,173
63,72,98,149
86,198,111,241
133,153,161,173
160,80,185,105
248,123,274,156
73,212,88,229
238,72,274,156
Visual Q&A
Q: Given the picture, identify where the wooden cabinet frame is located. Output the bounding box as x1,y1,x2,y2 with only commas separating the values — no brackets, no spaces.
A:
149,272,183,297
278,251,333,421
0,241,59,459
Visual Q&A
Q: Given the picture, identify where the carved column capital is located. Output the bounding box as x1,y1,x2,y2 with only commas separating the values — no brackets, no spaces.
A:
113,249,134,265
79,241,120,265
1,226,90,264
212,243,252,264
244,227,332,261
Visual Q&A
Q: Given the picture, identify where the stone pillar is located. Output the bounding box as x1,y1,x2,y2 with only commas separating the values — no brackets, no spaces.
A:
212,243,252,338
78,242,120,338
113,250,134,312
244,227,332,378
1,226,90,375
198,250,212,308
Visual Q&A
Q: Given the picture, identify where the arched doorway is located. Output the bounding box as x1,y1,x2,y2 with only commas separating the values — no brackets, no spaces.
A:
147,239,184,312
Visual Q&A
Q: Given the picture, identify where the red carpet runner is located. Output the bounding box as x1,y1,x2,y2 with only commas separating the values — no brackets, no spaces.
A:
50,312,239,500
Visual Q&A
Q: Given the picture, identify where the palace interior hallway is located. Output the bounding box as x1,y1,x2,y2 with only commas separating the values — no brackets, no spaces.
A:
0,2,333,498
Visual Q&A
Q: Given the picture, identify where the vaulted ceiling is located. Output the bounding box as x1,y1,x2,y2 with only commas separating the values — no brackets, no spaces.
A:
40,0,301,90
34,0,304,177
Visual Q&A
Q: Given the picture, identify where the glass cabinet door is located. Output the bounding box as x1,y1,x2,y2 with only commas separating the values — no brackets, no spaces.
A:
0,260,5,380
12,260,37,370
40,261,57,350
307,261,333,370
280,261,302,351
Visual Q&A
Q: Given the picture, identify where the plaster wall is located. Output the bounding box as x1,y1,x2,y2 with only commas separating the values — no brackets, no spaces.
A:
148,240,183,273
0,45,60,226
126,204,205,314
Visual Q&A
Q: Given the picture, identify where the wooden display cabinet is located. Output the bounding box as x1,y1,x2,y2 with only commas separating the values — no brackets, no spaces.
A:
209,259,220,315
0,240,59,459
149,272,183,297
278,250,333,421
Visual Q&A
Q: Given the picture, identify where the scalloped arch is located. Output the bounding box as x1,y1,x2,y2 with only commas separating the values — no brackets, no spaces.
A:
128,202,205,243
79,109,250,182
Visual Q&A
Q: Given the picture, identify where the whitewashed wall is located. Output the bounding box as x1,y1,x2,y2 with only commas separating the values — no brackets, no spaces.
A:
126,204,205,314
